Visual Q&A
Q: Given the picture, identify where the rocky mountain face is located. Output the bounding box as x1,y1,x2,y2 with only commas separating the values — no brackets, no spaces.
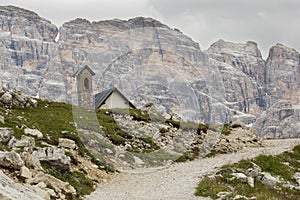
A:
0,6,299,138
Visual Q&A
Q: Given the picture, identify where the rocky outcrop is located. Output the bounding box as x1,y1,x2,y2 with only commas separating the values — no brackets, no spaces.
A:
32,147,71,172
0,128,13,144
0,151,24,169
0,169,43,200
265,43,300,105
0,89,38,108
24,128,43,139
252,101,300,138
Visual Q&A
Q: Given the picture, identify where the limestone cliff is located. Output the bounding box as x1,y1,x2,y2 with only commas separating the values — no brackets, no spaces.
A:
0,6,299,137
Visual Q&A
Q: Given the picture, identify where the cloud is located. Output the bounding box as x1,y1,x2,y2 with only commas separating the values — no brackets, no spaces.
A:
147,0,300,57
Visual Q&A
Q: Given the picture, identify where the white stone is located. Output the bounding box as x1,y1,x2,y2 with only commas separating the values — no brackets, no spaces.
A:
293,172,300,186
105,148,114,154
0,170,43,200
0,151,24,169
20,166,32,179
0,115,5,124
0,127,13,144
27,172,76,194
247,176,254,188
0,92,12,104
32,147,71,172
58,138,76,149
133,156,145,166
231,173,248,183
24,128,43,139
260,172,278,187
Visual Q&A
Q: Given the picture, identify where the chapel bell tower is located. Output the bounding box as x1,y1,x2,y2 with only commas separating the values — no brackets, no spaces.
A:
73,65,95,109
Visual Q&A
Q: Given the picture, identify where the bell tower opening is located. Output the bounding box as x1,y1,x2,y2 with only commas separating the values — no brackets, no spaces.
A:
84,77,89,90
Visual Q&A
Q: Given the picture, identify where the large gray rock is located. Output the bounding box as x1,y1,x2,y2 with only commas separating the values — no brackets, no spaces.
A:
0,169,43,200
0,151,24,169
252,101,300,138
259,172,279,187
0,127,13,144
8,135,35,151
58,138,76,149
24,128,43,139
32,147,71,172
27,172,76,195
0,92,12,105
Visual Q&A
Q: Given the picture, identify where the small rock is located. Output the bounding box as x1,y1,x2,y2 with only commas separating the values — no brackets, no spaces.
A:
20,166,32,179
104,148,114,154
217,191,232,199
0,91,12,104
58,138,76,149
293,172,300,186
247,176,254,188
260,172,278,187
0,151,24,169
133,156,145,166
233,194,249,200
21,152,42,170
0,127,14,144
231,172,248,183
0,115,5,124
24,128,43,139
246,162,261,178
28,98,38,107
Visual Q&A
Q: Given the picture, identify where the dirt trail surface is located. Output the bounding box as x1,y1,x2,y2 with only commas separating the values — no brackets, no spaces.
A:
85,139,300,200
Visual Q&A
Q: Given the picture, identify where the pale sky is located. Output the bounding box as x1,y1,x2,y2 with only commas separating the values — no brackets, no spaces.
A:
1,0,300,58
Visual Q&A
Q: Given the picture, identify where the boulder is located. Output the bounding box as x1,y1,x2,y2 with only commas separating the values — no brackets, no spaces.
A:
0,151,24,169
20,152,43,170
0,169,43,200
246,163,262,178
24,128,43,139
20,166,32,179
0,92,12,105
231,172,248,183
27,172,76,195
8,135,35,152
0,127,13,144
32,147,71,172
58,138,76,149
260,172,279,187
293,172,300,186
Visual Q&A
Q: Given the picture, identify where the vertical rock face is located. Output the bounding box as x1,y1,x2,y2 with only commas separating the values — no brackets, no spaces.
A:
265,43,300,105
0,6,69,103
205,40,268,116
0,6,300,137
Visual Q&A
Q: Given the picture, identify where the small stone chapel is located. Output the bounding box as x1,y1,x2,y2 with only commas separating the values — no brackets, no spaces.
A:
74,65,135,109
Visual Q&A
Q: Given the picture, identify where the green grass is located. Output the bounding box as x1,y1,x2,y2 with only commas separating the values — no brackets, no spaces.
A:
195,176,231,198
41,162,94,199
221,123,232,135
175,147,200,162
195,145,300,199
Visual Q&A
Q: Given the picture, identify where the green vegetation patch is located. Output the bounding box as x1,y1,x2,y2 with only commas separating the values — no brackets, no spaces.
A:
195,145,300,199
41,162,94,199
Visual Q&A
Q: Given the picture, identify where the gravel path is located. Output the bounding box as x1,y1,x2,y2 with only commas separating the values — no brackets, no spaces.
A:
85,139,300,200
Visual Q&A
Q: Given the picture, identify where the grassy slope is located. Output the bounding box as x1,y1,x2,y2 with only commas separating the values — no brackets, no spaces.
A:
0,99,113,198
